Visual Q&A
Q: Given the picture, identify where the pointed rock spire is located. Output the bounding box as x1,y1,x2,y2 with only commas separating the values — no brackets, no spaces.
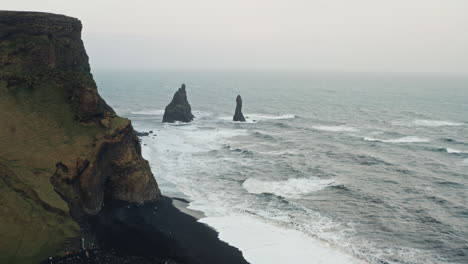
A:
233,95,246,122
162,83,195,123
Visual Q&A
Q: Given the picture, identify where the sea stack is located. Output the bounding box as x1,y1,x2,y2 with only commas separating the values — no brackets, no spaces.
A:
233,95,246,122
162,84,195,123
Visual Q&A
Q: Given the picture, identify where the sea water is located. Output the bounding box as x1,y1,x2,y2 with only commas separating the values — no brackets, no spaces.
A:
96,70,468,264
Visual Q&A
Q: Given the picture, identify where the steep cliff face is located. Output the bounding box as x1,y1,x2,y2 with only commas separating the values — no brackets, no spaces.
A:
0,11,160,263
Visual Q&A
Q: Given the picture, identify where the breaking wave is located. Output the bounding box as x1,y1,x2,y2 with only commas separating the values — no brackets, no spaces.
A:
364,136,430,143
312,125,358,132
445,148,468,154
246,114,296,120
243,178,336,199
413,119,464,127
132,109,165,115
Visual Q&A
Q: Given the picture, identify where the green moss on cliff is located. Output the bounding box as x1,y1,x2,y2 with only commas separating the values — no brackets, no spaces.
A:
0,162,79,264
0,11,160,263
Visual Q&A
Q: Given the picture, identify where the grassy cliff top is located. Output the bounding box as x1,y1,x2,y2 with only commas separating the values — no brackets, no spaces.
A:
0,10,159,263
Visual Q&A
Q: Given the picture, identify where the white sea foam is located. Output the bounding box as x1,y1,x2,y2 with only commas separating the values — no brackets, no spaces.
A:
246,114,296,120
256,150,300,155
364,136,430,143
219,114,295,123
218,116,258,123
192,111,213,119
243,178,335,199
413,119,464,127
164,121,193,126
138,122,426,264
313,125,358,132
146,125,249,154
199,214,363,264
446,148,468,154
132,109,165,115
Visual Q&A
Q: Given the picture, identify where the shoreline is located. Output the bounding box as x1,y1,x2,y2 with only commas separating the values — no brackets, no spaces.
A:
42,196,249,264
172,197,206,219
137,131,366,264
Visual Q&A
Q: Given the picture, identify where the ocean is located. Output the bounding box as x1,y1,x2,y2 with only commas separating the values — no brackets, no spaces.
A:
95,70,468,264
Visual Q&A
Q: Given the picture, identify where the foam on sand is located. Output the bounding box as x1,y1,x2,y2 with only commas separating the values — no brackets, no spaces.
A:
364,136,430,143
243,178,335,199
199,214,364,264
313,125,358,132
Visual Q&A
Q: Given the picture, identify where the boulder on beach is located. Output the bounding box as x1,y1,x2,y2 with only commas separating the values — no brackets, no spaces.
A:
162,84,195,123
233,95,246,122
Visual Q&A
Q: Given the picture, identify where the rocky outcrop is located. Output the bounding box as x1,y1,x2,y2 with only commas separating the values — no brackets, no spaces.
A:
0,11,160,263
233,95,246,122
162,84,195,123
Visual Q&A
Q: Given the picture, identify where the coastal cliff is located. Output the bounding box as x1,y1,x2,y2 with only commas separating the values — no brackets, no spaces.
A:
0,11,160,263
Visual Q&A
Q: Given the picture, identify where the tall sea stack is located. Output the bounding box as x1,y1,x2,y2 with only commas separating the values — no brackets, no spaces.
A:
162,84,195,123
0,11,160,263
233,95,246,122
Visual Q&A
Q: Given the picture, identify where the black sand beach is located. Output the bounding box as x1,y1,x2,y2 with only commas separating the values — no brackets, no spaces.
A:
42,197,249,264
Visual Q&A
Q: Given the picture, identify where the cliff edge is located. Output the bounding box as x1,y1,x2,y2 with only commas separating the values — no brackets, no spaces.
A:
0,11,160,263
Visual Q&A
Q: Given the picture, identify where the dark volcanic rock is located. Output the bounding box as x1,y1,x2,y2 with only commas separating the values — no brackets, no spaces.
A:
0,11,160,262
233,95,246,122
87,197,249,264
135,131,150,137
162,84,195,123
42,197,250,264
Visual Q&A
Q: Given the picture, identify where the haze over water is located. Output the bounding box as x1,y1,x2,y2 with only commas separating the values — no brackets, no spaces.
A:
97,70,468,264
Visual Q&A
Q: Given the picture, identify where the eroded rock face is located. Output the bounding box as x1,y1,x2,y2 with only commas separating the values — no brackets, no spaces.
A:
0,11,160,262
233,95,246,122
162,84,195,123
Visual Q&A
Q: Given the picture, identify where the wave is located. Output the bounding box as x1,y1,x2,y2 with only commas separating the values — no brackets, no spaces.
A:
243,178,335,199
218,116,257,123
164,121,192,126
413,119,464,127
252,131,276,140
223,144,254,155
199,214,362,264
246,114,296,121
132,109,165,115
364,136,430,143
219,114,296,123
440,138,468,145
257,150,301,156
313,125,358,132
446,148,468,154
192,111,213,120
434,147,468,154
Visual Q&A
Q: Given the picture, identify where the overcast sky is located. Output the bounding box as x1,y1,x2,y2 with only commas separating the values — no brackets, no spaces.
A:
4,0,468,73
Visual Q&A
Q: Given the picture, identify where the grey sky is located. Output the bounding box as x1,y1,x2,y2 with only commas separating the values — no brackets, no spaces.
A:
4,0,468,73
